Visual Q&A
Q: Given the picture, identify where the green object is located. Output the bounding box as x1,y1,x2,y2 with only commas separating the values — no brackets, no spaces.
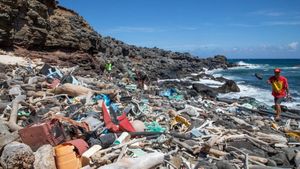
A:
105,63,112,71
125,84,137,91
168,94,184,101
18,110,31,117
129,148,147,157
144,122,166,132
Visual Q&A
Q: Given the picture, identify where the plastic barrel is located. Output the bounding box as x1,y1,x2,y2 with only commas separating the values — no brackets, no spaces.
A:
55,144,81,169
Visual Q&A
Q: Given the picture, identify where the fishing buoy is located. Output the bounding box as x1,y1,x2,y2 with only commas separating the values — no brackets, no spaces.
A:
255,73,263,80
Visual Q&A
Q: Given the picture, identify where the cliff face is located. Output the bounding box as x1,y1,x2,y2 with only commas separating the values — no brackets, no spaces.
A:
0,0,100,51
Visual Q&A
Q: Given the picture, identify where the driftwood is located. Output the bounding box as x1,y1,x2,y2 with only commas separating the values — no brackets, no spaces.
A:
247,138,277,153
230,116,251,126
172,138,194,154
227,145,249,169
255,132,287,144
216,134,269,145
117,145,127,162
50,83,119,100
0,102,10,112
92,150,120,165
8,95,25,131
209,148,229,157
98,152,165,169
94,138,146,156
50,83,93,97
0,131,20,149
249,165,292,169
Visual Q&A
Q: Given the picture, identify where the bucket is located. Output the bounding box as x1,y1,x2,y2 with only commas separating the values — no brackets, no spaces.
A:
55,144,81,169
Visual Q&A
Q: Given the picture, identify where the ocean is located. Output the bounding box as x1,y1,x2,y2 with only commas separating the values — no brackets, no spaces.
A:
210,59,300,109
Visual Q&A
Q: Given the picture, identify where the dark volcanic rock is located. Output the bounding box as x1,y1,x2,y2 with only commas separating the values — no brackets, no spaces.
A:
216,160,236,169
270,152,291,167
0,0,100,51
218,80,240,93
192,83,217,98
0,0,233,82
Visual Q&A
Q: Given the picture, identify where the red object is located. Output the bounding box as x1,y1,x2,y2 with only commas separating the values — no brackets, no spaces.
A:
102,101,120,132
65,139,89,156
117,113,136,132
19,119,66,151
48,79,60,89
268,75,289,98
274,68,281,73
101,102,135,132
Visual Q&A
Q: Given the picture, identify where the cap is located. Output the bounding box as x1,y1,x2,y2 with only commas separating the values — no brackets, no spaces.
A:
274,68,281,73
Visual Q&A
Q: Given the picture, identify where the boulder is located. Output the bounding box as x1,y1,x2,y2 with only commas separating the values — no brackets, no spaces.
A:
218,80,240,93
216,160,236,169
295,151,300,168
192,83,217,98
0,142,35,169
34,144,57,169
282,147,297,162
270,152,290,166
0,121,20,149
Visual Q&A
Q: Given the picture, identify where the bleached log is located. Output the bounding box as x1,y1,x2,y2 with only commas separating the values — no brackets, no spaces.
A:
8,95,25,131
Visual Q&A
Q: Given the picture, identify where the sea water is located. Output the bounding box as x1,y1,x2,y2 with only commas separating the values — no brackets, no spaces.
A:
210,59,300,109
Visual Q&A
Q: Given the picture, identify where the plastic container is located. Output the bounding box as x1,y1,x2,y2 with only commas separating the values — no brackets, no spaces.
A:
19,119,66,151
114,132,130,145
55,144,81,169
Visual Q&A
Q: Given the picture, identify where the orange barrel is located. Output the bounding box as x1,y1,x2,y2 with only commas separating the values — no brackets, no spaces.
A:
55,144,82,169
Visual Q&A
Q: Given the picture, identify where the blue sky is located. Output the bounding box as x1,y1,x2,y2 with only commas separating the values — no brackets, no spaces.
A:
59,0,300,58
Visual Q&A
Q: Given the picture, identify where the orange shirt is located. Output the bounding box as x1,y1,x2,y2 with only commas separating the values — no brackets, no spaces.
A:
268,76,288,98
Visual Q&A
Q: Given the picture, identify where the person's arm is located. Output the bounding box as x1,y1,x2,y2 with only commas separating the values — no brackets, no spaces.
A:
284,79,290,97
267,77,272,85
285,78,290,97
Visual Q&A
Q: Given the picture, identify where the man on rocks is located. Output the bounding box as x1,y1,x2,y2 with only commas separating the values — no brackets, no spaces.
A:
104,60,113,80
267,68,290,121
133,67,149,90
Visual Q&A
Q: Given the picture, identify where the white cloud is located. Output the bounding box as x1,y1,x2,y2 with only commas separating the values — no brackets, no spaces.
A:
249,10,284,17
163,44,219,51
228,23,260,27
263,21,300,26
178,26,198,31
107,26,165,33
288,42,299,50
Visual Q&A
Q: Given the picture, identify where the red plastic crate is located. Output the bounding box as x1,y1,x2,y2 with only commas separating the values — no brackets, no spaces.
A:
19,119,66,151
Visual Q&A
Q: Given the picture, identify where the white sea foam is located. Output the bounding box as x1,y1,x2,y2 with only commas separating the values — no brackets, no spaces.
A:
280,66,300,70
205,68,223,75
193,79,224,88
228,61,268,70
218,82,300,109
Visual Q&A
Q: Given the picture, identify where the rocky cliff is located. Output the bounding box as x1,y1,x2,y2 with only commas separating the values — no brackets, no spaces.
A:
0,0,100,51
0,0,232,79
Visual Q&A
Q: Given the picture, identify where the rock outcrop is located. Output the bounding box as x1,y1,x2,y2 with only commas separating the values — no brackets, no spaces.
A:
0,0,100,52
0,0,232,80
218,80,240,93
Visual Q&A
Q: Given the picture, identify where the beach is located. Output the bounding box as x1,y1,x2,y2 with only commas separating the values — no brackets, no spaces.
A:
1,0,300,168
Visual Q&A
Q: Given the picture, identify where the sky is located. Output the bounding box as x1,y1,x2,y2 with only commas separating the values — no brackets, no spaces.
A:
59,0,300,58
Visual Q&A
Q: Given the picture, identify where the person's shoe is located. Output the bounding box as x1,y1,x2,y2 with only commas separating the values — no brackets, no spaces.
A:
275,116,281,122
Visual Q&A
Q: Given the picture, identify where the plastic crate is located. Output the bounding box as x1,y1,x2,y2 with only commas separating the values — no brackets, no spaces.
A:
19,119,66,151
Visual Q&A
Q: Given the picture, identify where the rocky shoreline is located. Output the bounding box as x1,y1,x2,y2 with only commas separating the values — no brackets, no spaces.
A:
1,51,300,169
0,0,236,82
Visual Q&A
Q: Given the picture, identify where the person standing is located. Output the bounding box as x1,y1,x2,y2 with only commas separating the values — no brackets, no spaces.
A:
133,67,149,90
267,68,290,121
104,61,113,80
